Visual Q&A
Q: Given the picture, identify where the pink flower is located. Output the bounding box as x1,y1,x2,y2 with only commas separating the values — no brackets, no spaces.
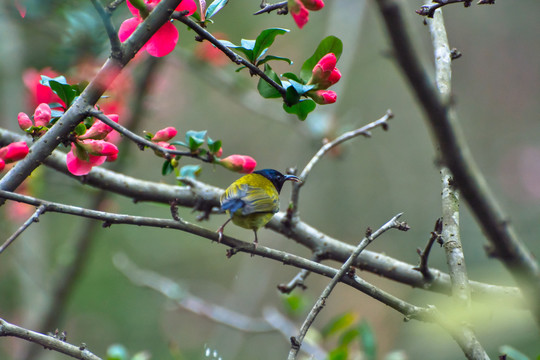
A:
288,0,309,29
33,103,52,127
288,0,324,28
118,0,196,57
22,68,66,109
66,145,108,176
18,112,33,131
309,53,341,89
219,155,257,173
151,126,177,142
308,90,337,104
0,142,29,167
78,140,119,157
78,114,119,140
301,0,324,11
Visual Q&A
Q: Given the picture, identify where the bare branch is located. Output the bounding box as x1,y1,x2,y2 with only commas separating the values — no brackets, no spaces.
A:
413,217,442,280
288,213,406,359
289,110,393,218
90,0,122,59
0,317,101,360
374,0,540,324
416,0,494,18
0,205,46,255
254,1,288,15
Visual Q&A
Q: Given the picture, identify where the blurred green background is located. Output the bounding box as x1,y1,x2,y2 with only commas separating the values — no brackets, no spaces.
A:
1,0,539,359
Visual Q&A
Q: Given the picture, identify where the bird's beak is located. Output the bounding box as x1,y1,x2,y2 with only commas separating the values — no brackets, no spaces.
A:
285,175,302,183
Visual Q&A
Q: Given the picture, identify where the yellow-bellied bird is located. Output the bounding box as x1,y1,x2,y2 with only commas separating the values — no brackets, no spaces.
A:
218,169,300,244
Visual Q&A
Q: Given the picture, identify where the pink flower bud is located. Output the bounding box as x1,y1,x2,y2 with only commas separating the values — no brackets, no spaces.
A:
315,53,337,73
18,112,33,130
300,0,324,11
151,127,178,142
0,158,5,171
288,0,309,29
308,90,337,104
153,141,177,158
33,103,52,127
79,115,118,140
0,142,29,163
219,155,257,174
79,139,119,157
317,68,341,89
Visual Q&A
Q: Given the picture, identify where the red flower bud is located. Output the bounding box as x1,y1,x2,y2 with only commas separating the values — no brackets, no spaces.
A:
33,103,52,127
215,146,223,157
0,142,29,163
219,155,257,173
308,90,337,104
0,158,5,171
288,0,309,29
18,112,33,130
153,141,177,158
300,0,324,11
151,127,178,142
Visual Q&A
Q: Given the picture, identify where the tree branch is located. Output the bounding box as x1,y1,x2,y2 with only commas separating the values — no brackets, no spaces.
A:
0,128,525,306
0,317,102,360
0,205,46,255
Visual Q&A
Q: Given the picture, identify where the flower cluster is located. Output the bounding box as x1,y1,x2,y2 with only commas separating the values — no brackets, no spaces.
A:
18,103,52,136
119,0,196,57
306,53,341,104
288,0,325,29
66,115,120,176
219,155,257,173
0,142,29,171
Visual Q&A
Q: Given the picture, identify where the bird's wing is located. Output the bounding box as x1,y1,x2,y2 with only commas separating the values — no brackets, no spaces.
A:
221,183,279,215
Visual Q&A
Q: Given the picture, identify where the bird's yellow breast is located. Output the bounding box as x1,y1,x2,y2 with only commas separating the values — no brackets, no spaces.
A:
220,173,280,230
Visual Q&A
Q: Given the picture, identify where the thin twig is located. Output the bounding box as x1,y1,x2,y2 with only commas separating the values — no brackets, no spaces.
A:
0,317,101,360
90,0,122,59
413,217,442,280
87,109,216,162
172,13,287,99
253,1,288,15
374,0,540,325
288,213,406,359
278,251,323,294
0,205,46,255
289,110,393,219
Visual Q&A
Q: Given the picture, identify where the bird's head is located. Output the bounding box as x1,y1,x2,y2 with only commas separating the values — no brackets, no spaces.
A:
254,169,301,193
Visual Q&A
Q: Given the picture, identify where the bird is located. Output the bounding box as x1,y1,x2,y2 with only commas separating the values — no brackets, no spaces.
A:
217,169,301,245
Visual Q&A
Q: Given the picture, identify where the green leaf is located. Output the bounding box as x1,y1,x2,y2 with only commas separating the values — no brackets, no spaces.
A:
282,99,316,121
284,85,300,105
74,142,89,161
252,28,289,61
281,72,303,83
219,40,254,61
256,55,293,67
240,39,256,51
49,80,78,106
179,164,202,179
328,346,348,360
162,160,175,176
106,344,128,360
170,140,187,147
499,345,530,360
205,0,228,19
321,312,358,338
257,65,283,99
198,0,207,19
207,137,222,154
288,79,314,96
300,35,343,82
74,123,87,136
185,130,207,151
358,321,377,360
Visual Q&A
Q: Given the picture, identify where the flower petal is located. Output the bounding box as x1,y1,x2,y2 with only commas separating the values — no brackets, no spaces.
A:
118,17,141,43
176,0,197,15
145,22,178,57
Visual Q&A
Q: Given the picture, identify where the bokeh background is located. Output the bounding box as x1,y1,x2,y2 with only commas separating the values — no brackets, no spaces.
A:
1,0,539,359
